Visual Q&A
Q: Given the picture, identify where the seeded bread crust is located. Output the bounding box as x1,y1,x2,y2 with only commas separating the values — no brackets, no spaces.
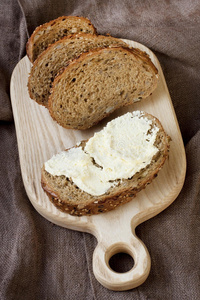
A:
28,34,129,106
26,16,97,62
41,112,170,216
48,46,158,130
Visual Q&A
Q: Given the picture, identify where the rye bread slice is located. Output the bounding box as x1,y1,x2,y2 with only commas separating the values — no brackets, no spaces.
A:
28,34,129,107
26,16,97,63
48,46,158,130
41,111,170,216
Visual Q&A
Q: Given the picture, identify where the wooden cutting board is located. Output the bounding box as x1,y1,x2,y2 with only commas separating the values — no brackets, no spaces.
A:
10,39,186,291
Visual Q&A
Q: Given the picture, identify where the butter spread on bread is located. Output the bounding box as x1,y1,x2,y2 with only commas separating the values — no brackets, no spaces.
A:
45,111,159,196
42,111,170,216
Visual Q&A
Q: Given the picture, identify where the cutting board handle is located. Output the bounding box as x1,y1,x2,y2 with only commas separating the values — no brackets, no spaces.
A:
92,224,151,291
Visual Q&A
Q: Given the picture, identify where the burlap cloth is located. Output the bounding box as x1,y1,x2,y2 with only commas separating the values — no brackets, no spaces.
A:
0,1,199,299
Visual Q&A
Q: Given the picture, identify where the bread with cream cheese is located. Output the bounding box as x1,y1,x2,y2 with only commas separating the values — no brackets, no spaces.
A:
48,46,158,130
28,34,129,107
41,111,170,216
26,16,97,63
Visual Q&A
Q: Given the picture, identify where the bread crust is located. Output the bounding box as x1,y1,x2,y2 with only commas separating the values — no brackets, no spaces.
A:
41,112,170,216
26,16,97,62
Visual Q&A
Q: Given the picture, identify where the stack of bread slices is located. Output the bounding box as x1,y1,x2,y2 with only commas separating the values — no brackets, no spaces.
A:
27,16,170,216
27,16,159,129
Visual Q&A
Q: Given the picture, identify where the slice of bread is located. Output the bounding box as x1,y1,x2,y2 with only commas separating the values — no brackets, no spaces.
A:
28,34,129,107
41,111,170,216
26,16,97,62
48,46,158,130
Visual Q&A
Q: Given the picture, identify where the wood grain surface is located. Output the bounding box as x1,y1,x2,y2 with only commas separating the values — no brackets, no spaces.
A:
10,39,186,291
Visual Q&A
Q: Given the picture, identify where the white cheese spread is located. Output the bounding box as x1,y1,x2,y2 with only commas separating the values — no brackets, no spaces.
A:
45,111,159,196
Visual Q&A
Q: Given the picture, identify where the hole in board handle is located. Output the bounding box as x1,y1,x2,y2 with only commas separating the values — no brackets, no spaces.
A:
109,252,135,273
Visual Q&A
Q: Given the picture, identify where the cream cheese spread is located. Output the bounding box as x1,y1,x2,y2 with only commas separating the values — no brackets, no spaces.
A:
45,111,159,196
